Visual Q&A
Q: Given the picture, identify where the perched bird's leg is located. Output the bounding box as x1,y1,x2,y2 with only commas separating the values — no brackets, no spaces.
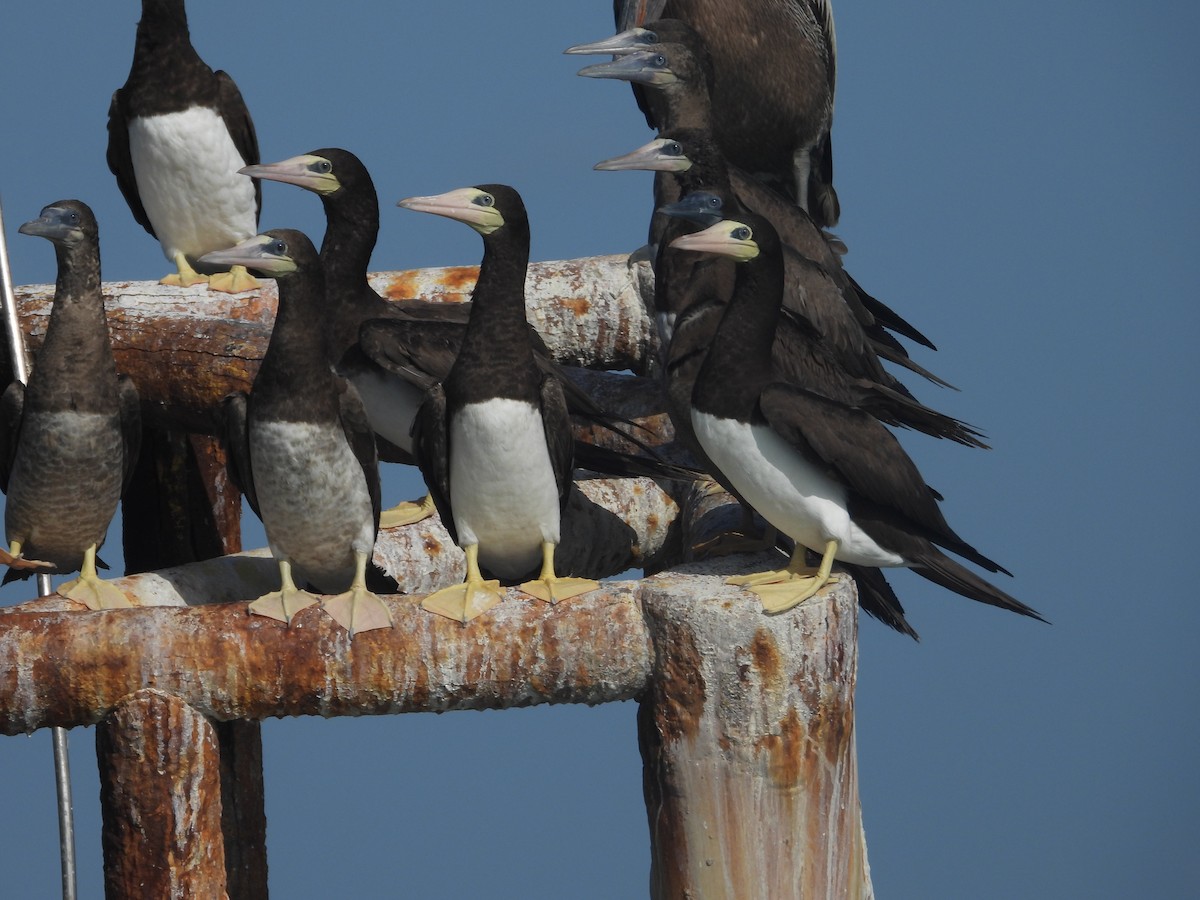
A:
160,251,209,288
322,550,393,637
2,540,52,571
379,493,436,530
519,541,600,605
59,544,133,610
752,540,842,614
249,559,319,624
208,264,260,294
421,544,503,624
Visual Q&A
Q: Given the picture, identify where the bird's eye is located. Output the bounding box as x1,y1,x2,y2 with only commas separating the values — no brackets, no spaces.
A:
314,160,333,174
731,226,752,241
66,212,80,224
474,193,495,208
706,197,722,210
665,141,683,156
652,54,668,68
271,239,287,254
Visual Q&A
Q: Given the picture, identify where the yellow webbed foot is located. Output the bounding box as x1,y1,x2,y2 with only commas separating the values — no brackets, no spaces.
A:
517,541,599,605
727,564,817,587
250,560,318,624
160,253,208,287
58,544,131,609
323,586,393,637
379,494,436,529
518,576,600,605
59,574,133,610
752,572,842,614
2,542,52,572
740,540,841,615
208,265,259,294
422,579,503,623
249,587,319,624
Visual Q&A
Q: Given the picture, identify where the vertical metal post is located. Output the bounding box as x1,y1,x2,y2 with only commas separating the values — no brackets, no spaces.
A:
0,198,78,900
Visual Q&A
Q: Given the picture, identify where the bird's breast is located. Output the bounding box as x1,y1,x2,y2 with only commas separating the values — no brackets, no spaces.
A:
127,107,257,260
447,398,560,577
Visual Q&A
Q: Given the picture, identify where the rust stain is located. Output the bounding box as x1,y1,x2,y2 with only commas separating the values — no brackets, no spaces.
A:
652,618,706,744
754,707,807,789
383,266,478,301
561,296,591,317
750,627,784,694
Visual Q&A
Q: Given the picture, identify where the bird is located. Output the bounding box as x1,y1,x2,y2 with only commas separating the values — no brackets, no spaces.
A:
572,4,840,227
200,229,391,637
596,129,975,440
242,147,696,528
107,0,261,293
672,209,1044,623
2,200,141,609
397,185,601,623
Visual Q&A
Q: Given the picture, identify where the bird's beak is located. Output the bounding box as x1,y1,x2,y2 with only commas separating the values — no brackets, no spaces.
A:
659,195,724,228
18,207,82,243
240,154,340,195
398,187,504,236
669,220,760,261
199,234,297,276
564,27,657,56
577,49,677,86
594,138,691,172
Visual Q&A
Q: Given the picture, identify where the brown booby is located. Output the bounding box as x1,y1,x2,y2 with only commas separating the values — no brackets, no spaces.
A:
673,210,1044,624
572,4,839,227
201,230,391,636
107,0,261,293
3,201,141,609
397,185,600,623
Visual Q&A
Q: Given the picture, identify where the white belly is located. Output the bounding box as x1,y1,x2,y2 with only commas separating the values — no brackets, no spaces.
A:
448,399,561,578
349,368,423,455
692,411,906,567
128,107,257,261
250,420,376,592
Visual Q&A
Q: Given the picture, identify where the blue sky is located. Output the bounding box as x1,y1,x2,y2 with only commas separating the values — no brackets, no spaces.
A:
1,3,1197,897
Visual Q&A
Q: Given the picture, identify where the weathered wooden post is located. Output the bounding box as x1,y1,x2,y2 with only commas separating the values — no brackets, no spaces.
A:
639,565,871,899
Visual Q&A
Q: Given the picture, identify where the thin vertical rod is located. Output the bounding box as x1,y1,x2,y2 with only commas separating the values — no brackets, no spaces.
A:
0,198,77,900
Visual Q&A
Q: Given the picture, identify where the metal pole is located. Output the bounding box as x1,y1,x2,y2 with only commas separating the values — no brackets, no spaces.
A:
0,197,78,900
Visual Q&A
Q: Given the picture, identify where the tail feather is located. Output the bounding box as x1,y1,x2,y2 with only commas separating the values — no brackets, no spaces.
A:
911,551,1046,622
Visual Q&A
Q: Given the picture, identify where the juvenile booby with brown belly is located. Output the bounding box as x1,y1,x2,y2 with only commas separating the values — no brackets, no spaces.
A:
573,4,840,226
201,230,390,637
397,185,600,623
673,211,1044,623
108,0,261,293
2,201,141,609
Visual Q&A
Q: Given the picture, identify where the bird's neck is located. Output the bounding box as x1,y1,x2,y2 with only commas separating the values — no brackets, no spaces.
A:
451,226,538,400
135,0,194,55
464,228,532,348
694,254,782,418
318,192,379,295
256,273,336,406
28,243,116,405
